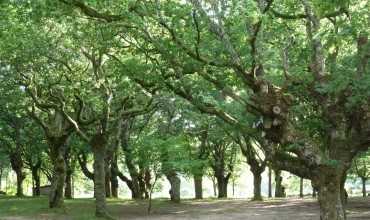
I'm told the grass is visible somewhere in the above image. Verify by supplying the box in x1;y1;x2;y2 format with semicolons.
0;195;178;220
0;196;124;220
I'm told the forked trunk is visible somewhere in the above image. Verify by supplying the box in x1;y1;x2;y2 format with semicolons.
194;175;203;199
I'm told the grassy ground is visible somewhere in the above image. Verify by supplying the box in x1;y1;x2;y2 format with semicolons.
0;195;369;220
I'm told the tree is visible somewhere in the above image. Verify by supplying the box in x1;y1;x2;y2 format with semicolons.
349;151;370;197
58;1;370;218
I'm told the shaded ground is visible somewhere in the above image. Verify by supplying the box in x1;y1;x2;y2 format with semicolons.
0;196;369;220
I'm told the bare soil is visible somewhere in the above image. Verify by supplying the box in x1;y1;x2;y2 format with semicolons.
121;197;370;220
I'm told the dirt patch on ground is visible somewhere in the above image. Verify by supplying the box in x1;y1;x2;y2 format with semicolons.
122;197;370;220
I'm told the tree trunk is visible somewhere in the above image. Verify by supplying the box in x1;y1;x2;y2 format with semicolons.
216;176;228;198
0;168;2;190
64;146;73;200
110;154;119;198
316;170;346;220
49;145;66;208
268;167;272;198
274;169;284;197
361;177;367;198
15;170;25;197
194;175;203;199
91;134;109;218
300;177;304;198
105;165;111;198
31;166;41;196
251;169;263;201
10;152;25;197
166;172;181;203
313;188;317;197
64;171;72;199
212;177;217;197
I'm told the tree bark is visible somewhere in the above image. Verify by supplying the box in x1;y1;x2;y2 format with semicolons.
64;170;72;199
268;167;272;198
31;165;41;196
0;168;2;190
313;188;317;197
105;163;111;198
194;175;203;199
212;177;217;197
10;152;25;197
15;170;25;197
166;172;181;203
110;154;119;198
91;134;109;218
49;141;67;208
121;120;144;199
361;177;367;198
316;169;346;220
251;168;263;201
216;175;229;198
64;146;73;199
300;177;304;198
274;169;284;197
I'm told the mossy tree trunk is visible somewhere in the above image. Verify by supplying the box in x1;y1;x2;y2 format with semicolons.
314;168;347;220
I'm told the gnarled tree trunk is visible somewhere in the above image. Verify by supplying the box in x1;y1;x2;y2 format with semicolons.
49;140;67;208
